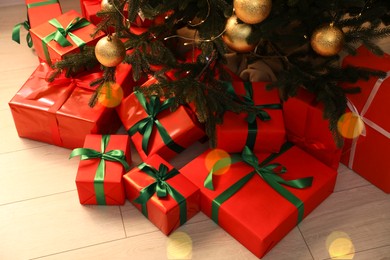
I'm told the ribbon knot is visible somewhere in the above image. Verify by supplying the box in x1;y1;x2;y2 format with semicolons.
128;91;185;155
42;16;90;64
133;162;187;225
69;135;130;204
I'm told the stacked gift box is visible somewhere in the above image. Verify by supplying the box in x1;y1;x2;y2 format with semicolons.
10;1;390;258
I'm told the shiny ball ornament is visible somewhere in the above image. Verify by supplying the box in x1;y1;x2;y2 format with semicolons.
101;0;115;11
311;24;345;56
222;15;256;53
95;35;126;67
234;0;272;24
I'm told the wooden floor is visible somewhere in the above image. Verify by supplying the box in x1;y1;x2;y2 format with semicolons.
1;1;390;259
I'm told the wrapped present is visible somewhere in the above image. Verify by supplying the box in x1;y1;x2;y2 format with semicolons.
26;0;63;28
29;10;104;65
8;62;129;149
70;134;131;205
180;144;337;258
283;87;342;170
215;81;286;153
123;154;200;235
80;0;102;25
117;87;205;161
12;0;63;48
340;46;390;193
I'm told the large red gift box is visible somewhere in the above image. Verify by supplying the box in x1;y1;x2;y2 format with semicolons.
80;0;102;25
26;0;63;28
216;81;286;153
117;85;205;161
29;10;104;65
123;154;200;235
283;88;342;170
340;46;390;193
180;144;337;258
71;134;131;205
8;62;133;149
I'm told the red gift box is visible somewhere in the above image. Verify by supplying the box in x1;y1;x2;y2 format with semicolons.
71;134;131;205
340;46;390;193
8;62;126;149
180;145;337;258
117;85;205;161
80;0;102;25
283;87;342;170
123;154;200;235
216;81;286;153
29;10;104;65
26;0;63;28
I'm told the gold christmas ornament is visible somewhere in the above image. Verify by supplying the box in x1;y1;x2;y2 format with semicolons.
101;0;116;12
222;15;256;53
311;24;345;56
234;0;272;24
95;35;126;67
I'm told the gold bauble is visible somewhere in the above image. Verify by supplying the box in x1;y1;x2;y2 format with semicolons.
95;35;126;67
234;0;272;24
311;24;345;56
222;15;256;53
101;0;115;11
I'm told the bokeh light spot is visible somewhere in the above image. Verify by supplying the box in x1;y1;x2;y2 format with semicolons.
326;231;355;259
337;112;364;139
98;82;124;108
167;231;193;259
205;149;231;175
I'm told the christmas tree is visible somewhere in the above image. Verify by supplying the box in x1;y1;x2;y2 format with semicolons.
53;0;390;147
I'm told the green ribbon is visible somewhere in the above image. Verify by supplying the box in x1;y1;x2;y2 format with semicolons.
12;21;33;48
69;135;130;205
42;16;90;64
206;142;313;224
27;0;59;8
225;82;282;150
128;91;185;156
133;162;187;225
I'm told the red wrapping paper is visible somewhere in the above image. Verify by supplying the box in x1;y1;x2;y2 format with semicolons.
180;146;337;258
80;0;102;25
75;134;131;205
340;46;390;193
29;10;104;65
8;62;124;149
123;154;200;235
283;88;342;170
215;82;286;153
26;0;63;28
117;82;205;161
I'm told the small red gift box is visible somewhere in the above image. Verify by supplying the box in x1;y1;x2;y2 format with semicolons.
26;0;63;28
123;154;200;235
29;10;104;65
283;87;342;170
8;62;127;149
71;134;131;205
340;46;390;193
117;84;205;161
215;81;286;153
180;144;337;258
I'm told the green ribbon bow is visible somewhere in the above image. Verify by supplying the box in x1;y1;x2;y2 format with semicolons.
128;91;185;155
42;16;90;64
133;162;187;225
205;142;313;224
12;21;33;48
69;135;130;205
225;82;282;150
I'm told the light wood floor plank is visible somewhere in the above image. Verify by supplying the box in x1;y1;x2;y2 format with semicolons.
0;191;125;260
